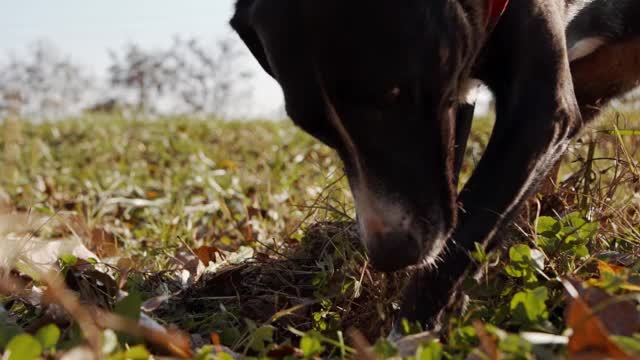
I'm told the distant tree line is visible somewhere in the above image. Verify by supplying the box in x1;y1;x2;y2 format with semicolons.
0;36;253;120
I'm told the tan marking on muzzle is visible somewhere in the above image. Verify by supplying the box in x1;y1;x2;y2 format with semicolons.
363;212;385;236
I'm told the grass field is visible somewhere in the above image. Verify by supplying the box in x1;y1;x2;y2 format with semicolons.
0;112;639;359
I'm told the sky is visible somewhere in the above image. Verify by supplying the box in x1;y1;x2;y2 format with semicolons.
0;0;284;117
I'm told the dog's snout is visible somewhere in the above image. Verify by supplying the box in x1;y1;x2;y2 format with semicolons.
353;186;449;272
366;230;422;272
358;206;422;272
357;202;449;272
362;215;386;236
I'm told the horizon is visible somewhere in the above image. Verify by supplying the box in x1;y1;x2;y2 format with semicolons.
1;0;285;118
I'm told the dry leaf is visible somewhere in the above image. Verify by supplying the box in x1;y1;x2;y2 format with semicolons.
591;260;640;292
174;247;201;274
597;260;626;276
196;245;225;265
240;222;256;243
247;206;267;219
0;211;101;279
116;257;134;289
562;279;631;358
66;267;119;309
2;234;99;276
141;294;174;312
90;227;119;258
587;289;639;337
146;190;160;199
219;159;238;170
473;320;500;360
570;352;630;360
211;331;221;347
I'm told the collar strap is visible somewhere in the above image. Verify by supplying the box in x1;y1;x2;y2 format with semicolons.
485;0;509;29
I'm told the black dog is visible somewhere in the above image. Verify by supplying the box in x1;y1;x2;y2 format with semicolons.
231;0;640;331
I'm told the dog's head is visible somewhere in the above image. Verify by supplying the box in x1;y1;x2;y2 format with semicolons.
232;0;482;272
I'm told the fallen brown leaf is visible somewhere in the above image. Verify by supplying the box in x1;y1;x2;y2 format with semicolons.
473;320;500;360
6;268;193;358
562;279;632;359
583;288;640;337
596;260;626;276
116;257;134;289
196;245;226;265
240;222;256;243
146;190;160;199
141;293;175;312
90;227;119;258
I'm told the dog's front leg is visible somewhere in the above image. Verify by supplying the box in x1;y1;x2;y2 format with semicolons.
398;0;583;330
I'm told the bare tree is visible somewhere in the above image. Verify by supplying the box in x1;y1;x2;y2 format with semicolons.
0;37;255;119
0;40;91;119
169;37;253;117
108;44;177;113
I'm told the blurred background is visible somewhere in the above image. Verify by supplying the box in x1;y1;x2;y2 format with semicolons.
1;0;285;120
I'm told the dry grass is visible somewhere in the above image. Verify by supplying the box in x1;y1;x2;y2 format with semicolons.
0;111;638;358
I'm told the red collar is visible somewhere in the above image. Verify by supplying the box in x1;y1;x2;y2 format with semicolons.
485;0;509;29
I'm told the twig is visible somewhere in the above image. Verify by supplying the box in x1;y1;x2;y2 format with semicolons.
347;328;377;360
41;271;103;356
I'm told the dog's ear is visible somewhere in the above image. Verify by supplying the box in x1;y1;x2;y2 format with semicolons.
229;0;340;147
230;0;273;77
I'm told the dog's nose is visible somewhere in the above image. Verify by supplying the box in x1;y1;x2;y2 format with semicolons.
365;230;422;272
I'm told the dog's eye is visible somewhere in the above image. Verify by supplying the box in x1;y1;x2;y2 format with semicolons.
382;86;401;105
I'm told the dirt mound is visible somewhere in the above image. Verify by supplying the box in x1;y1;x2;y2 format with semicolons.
158;222;410;344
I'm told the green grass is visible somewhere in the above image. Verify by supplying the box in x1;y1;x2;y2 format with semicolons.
0;111;639;359
2;115;350;258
